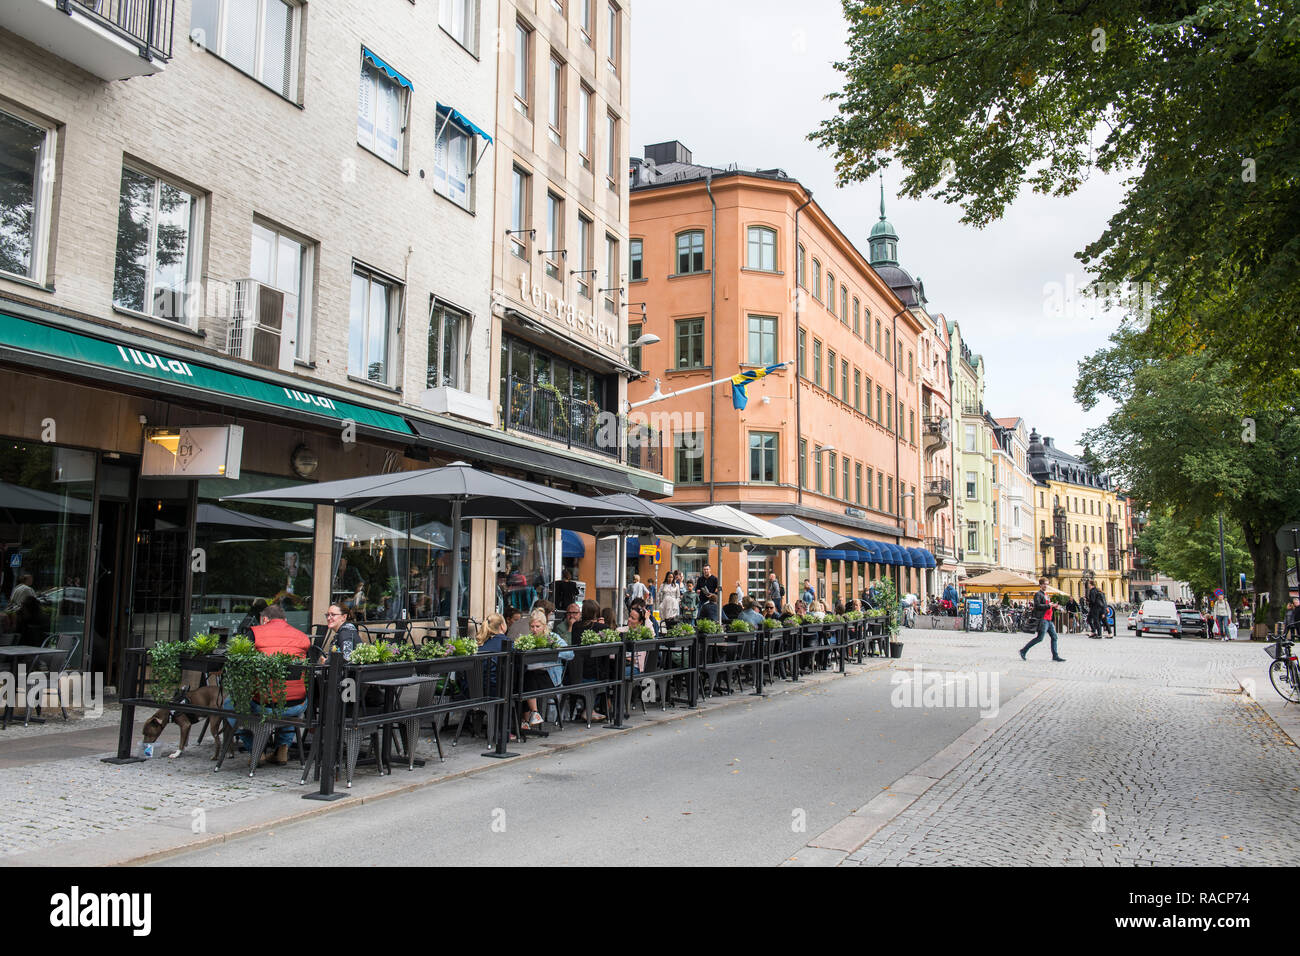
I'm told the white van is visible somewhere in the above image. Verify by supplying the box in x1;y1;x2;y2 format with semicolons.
1136;600;1181;638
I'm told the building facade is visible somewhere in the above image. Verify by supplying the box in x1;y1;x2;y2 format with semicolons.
623;143;933;606
951;323;995;575
1028;430;1128;601
993;416;1037;577
0;0;654;681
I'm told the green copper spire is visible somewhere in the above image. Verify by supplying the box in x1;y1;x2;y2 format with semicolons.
869;174;899;266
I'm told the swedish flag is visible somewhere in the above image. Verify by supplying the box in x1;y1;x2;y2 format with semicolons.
731;363;784;410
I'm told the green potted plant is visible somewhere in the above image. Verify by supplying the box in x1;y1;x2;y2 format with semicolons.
624;625;654;642
667;622;696;639
695;618;722;635
872;577;903;657
221;635;295;720
726;618;753;634
146;639;185;699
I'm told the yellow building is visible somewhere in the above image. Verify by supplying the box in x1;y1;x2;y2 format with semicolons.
1027;429;1128;601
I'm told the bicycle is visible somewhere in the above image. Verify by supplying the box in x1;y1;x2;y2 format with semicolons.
1267;626;1299;703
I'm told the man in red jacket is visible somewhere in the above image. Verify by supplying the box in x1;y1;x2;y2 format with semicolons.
226;604;311;765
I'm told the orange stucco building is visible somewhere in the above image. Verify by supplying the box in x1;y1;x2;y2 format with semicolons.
606;141;944;607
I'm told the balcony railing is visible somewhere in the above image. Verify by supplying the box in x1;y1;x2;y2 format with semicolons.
924;536;954;560
961;401;984;416
924;475;952;500
61;0;175;60
503;380;661;475
922;415;951;450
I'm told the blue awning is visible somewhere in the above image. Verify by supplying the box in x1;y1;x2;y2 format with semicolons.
884;544;905;566
362;47;413;90
562;529;585;559
437;102;493;144
816;549;847;562
907;547;925;568
853;538;882;563
918;548;937;569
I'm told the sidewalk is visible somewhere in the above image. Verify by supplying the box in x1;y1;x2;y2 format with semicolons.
1234;664;1300;748
0;658;889;866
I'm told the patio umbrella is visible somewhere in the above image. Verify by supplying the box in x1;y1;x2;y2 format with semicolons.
686;506;821;549
769;515;857;549
300;514;444;550
225;463;642;632
195;504;309;541
962;570;1041;593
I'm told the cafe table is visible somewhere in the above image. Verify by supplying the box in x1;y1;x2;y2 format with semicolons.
0;645;53;727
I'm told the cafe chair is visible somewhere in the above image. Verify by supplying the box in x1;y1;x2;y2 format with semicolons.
24;633;80;726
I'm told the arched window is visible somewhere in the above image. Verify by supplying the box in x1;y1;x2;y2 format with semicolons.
827;273;836;315
675;230;705;274
746;225;777;271
852;297;860;334
796;243;806;288
812;259;822;300
840;286;848;324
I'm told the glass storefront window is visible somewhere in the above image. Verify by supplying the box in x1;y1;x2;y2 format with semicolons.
672;550;706;579
495;523;555;614
746;550;773;600
333;509;468;623
0;442;93;660
191;473;316;638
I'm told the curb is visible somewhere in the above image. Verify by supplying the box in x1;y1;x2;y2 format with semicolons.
782;677;1054;867
49;658;892;867
1233;667;1300;749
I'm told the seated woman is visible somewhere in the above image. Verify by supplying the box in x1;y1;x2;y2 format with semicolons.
320;604;361;660
476;613;508;699
520;609;562;730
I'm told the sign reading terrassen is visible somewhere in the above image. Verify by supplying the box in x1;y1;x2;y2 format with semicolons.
495;277;620;348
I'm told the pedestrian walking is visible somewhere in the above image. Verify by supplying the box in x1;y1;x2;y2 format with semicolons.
1020;578;1065;662
1087;584;1106;639
767;572;784;609
1212;590;1231;641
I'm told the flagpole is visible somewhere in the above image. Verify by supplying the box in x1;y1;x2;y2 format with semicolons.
628;361;790;410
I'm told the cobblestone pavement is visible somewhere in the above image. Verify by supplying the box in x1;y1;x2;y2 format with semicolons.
843;629;1300;866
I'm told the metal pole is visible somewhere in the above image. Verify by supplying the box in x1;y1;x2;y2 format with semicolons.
447;499;463;637
304;650;347;800
1218;512;1228;597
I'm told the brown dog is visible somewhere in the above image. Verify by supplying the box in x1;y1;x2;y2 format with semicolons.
141;685;229;759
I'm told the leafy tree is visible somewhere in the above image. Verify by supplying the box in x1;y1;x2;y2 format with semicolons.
1076;330;1300;627
1137;508;1252;604
812;0;1300;402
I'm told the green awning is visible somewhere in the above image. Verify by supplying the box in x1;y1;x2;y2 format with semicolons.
0;311;411;436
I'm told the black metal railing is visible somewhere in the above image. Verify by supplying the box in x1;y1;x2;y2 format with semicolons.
60;0;176;61
922;416;950;441
924;536;953;559
503;380;662;474
924;475;952;499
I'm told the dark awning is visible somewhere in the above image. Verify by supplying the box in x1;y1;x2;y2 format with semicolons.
405;417;638;494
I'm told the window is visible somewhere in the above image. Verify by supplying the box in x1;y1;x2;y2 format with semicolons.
964;424;977;452
855;463;863;504
113;166;202;324
827;349;837;396
968;521;978;552
544;192;563;279
627;321;642;371
548;55;565;144
746;226;777;271
887;476;894;514
606;2;620;72
966;472;976;499
852;298;860;335
438;0;477;52
908;409;915;444
606;113;619;188
577;214;593;297
797;327;806;377
884;328;892;363
676;230;705;274
675;431;704;484
749;433;778;483
629;239;643;281
827;274;836;315
812;259;821;300
843;458;851;503
427;299;467;389
853;369;861;410
0;109;54;281
510;167;531;259
357;50;408;167
191;0;299;98
841;359;849;402
815;446;824;492
604;235;619;313
868;467;875;508
577;84;593;168
877;472;883;510
433;108;475;209
249;220;310;360
676;317;704;368
828;452;837;497
875;318;882;351
747;315;777;366
885;391;893;431
348;265;399;385
578;0;594;42
514;21;531;116
864;376;872;417
799;439;807;489
907;349;914;381
813;339;822;386
840;287;848;325
876;384;882;421
797;244;806;288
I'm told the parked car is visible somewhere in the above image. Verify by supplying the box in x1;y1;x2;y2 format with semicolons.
1177;607;1209;638
1127;612;1138;631
1135;600;1181;638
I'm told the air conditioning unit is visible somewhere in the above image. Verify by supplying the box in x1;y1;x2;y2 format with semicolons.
227;279;298;371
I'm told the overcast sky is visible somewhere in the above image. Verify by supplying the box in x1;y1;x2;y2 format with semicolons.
631;0;1132;458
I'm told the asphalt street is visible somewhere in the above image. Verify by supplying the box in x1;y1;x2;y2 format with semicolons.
158;664;1035;866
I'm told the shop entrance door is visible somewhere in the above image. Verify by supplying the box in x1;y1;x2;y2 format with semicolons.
90;462;134;685
129;480;193;652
